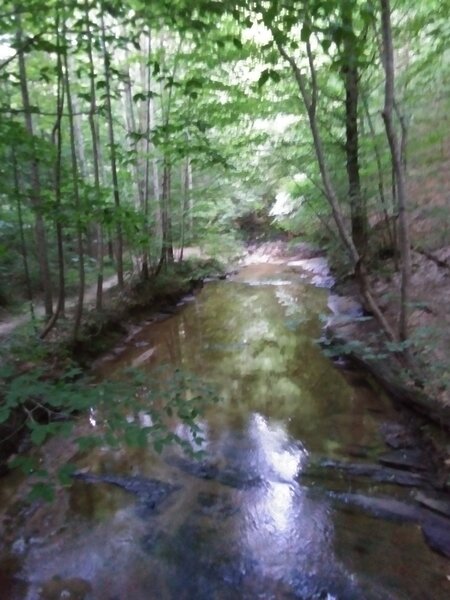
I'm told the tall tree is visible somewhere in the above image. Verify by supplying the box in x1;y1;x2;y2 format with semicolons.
379;0;412;342
100;4;124;289
63;19;85;339
340;1;367;255
15;9;53;318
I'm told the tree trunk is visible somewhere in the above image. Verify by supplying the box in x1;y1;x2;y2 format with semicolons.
342;8;367;256
16;11;53;318
160;160;174;265
362;94;396;259
179;156;192;261
274;34;397;343
100;6;124;289
12;148;36;329
150;88;162;256
380;0;412;342
63;30;85;340
40;15;66;340
85;0;105;310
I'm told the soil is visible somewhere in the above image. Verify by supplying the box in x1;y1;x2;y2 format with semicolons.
0;275;119;340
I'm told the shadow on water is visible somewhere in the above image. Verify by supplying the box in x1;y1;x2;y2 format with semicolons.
0;262;448;599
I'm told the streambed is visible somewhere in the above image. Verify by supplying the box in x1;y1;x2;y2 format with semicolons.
0;261;448;599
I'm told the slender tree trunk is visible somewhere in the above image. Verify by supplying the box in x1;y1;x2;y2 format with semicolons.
187;160;193;239
84;0;105;310
71;73;87;179
362;94;396;258
100;7;124;289
179;156;192;261
16;11;53;318
380;0;411;342
63;34;85;339
157;34;183;267
342;8;367;256
274;34;397;342
123;58;146;276
12;149;36;328
138;32;153;279
40;16;66;339
123;66;143;209
160;160;174;265
150;90;162;256
394;100;408;171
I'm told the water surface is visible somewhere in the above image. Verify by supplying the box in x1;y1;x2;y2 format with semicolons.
0;262;448;599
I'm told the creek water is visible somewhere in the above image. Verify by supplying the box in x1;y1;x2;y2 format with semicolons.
0;262;448;599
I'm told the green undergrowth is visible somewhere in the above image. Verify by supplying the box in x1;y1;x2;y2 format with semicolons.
1;362;220;502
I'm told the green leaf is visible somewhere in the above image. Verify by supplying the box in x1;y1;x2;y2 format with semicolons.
58;464;77;486
30;425;49;446
133;92;146;103
269;70;281;83
124;427;148;448
10;456;38;474
28;482;55;503
153;439;165;454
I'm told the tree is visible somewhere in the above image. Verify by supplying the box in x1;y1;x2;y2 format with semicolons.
15;8;53;319
379;0;411;342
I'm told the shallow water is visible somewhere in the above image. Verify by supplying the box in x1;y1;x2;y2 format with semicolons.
0;263;448;599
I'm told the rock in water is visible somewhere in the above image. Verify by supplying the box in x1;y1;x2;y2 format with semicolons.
72;472;180;511
422;522;450;559
166;455;263;489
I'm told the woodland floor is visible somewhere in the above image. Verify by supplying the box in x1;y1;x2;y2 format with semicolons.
0;248;207;341
0;274;118;339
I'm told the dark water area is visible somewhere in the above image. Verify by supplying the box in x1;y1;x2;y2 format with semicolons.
0;262;448;599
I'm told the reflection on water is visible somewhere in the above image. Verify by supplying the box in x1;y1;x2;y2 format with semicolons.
0;264;448;599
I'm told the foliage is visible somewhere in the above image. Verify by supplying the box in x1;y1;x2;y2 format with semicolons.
0;360;220;500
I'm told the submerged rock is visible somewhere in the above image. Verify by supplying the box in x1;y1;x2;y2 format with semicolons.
313;458;430;488
330;491;450;558
379;422;418;450
167;455;263;489
422;522;450;558
329;491;421;523
378;448;430;472
195;491;240;518
414;490;450;519
72;472;180;512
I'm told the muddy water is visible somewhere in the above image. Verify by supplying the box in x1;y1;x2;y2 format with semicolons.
1;263;449;599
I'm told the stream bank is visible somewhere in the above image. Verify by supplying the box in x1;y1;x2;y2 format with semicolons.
324;245;450;430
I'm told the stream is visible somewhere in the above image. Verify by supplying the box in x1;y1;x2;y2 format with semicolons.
0;261;448;599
